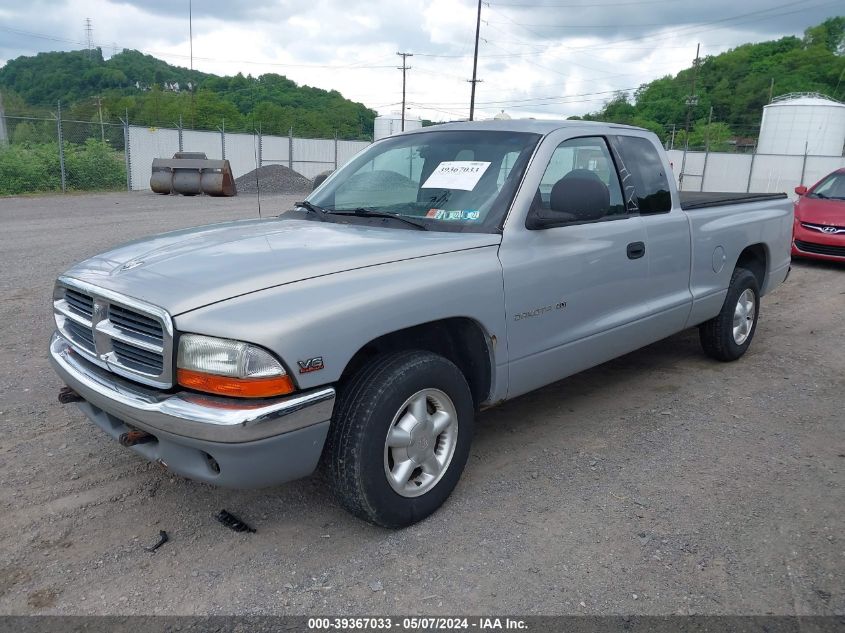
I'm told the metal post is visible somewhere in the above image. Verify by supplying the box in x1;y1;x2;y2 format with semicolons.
799;141;808;186
123;108;132;192
0;91;8;146
97;96;105;142
700;106;713;192
745;145;757;193
334;131;338;170
288;127;293;170
56;101;66;193
178;115;184;152
220;118;226;160
258;124;263;168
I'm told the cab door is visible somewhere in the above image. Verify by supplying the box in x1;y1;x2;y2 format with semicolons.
499;134;654;399
609;134;692;331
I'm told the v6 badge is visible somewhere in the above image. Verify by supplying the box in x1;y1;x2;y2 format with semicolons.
298;356;324;374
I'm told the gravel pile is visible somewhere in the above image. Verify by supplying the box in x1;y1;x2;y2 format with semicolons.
235;164;313;195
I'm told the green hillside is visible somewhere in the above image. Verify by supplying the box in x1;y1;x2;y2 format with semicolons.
0;49;377;140
578;17;845;149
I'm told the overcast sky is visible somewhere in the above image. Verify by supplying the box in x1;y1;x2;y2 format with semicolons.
0;0;841;122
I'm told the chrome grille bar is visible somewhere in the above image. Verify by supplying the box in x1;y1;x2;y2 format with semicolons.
53;277;174;389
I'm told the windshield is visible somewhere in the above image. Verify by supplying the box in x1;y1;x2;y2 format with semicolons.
306;129;541;232
810;172;845;201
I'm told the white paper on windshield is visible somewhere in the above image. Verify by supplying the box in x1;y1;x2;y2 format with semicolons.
421;161;491;191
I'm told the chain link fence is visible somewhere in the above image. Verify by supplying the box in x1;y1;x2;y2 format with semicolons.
1;102;372;195
668;148;845;194
1;108;127;195
6;102;843;197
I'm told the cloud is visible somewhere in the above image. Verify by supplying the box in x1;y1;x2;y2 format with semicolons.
0;0;840;122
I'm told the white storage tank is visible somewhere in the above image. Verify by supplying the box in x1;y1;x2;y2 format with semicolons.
374;113;422;141
757;93;845;156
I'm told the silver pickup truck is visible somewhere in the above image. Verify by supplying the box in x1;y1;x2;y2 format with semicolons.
49;120;792;527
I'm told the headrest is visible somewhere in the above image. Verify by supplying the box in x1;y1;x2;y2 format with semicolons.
550;173;609;222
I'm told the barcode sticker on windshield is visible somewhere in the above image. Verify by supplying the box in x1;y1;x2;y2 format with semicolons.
422;161;491;191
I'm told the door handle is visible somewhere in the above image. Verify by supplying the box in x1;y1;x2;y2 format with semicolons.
627;241;646;260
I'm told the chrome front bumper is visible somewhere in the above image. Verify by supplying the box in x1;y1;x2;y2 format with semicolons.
49;332;335;443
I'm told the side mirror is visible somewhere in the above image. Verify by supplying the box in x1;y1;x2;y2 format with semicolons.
313;170;333;191
794;185;808;196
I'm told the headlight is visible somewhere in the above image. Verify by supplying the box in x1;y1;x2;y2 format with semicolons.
176;334;294;398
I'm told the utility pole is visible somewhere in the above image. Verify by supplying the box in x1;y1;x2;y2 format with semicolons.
396;52;413;131
468;0;482;121
678;43;700;191
669;123;676;150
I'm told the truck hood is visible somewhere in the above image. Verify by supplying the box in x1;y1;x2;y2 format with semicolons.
62;218;501;315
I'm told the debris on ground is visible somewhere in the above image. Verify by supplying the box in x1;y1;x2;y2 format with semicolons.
144;530;168;553
234;165;313;195
215;509;256;533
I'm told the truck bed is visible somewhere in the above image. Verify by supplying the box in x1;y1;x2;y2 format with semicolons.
679;191;788;211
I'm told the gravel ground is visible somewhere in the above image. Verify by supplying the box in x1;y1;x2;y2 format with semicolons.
0;191;842;616
235;165;313;195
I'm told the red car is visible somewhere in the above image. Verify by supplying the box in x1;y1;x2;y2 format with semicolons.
792;168;845;262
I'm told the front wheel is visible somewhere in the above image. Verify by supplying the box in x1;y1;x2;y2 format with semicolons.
324;351;474;528
699;266;760;362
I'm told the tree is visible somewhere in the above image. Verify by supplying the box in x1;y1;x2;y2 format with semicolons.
804;17;845;55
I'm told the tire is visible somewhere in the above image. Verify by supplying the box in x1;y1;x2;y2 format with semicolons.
699;266;760;362
324;350;474;528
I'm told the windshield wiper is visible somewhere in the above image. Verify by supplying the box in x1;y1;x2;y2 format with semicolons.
295;200;330;221
329;208;428;231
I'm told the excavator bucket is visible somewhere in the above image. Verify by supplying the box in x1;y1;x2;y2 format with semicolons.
150;152;237;196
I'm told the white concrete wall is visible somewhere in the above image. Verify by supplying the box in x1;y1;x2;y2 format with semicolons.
668;148;844;195
129;126;843;194
128;126;372;191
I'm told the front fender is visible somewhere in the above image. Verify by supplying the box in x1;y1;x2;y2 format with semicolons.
174;246;509;401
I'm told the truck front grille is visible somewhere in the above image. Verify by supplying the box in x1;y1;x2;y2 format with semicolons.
65;319;95;352
65;288;94;319
53;279;174;388
109;304;164;341
112;339;165;374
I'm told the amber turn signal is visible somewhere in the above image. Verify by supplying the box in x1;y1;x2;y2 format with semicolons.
177;368;295;399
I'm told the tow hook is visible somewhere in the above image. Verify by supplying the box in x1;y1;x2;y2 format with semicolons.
119;429;156;447
58;386;83;404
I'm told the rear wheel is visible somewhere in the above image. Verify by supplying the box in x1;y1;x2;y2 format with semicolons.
324;350;474;528
699;266;760;362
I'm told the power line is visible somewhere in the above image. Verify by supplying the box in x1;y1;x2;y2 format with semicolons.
493;0;677;6
0;25;398;71
412;87;638;108
483;0;832;63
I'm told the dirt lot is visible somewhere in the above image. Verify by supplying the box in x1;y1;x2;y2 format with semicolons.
0;192;842;616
